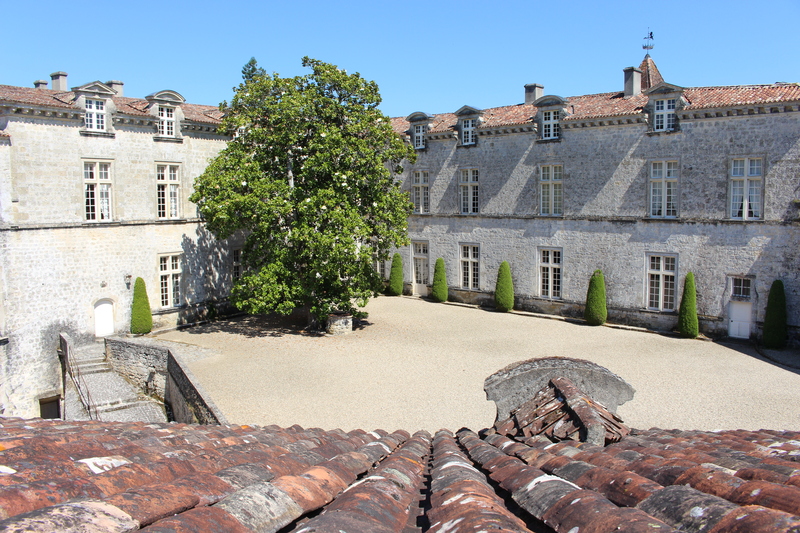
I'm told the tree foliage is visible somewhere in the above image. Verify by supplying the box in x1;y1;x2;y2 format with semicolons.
431;258;448;303
388;253;404;296
130;277;152;335
678;272;699;338
584;269;607;326
495;261;514;312
763;279;787;349
191;58;415;322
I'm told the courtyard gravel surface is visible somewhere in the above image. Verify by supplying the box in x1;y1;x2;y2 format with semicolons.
156;296;800;433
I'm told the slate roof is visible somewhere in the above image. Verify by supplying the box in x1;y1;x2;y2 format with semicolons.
392;55;800;135
2;416;800;532
0;85;222;125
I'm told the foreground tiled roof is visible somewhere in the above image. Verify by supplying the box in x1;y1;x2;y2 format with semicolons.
2;417;800;532
0;85;221;124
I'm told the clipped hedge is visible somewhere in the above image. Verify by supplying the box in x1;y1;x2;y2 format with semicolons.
678;272;699;338
584;269;607;326
388;253;404;296
763;279;787;349
431;258;448;303
495;261;514;312
130;277;153;335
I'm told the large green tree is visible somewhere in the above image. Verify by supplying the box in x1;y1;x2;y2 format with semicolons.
191;58;415;323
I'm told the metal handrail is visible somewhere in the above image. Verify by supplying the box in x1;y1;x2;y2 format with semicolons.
59;334;98;420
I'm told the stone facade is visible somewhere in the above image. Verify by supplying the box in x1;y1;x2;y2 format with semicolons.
393;56;800;342
0;75;233;417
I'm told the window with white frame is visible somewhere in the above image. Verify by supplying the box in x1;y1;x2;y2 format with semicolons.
413;242;429;285
460;244;479;290
540;165;563;216
541;110;560;140
653;99;676;131
460;169;479;214
647;254;676;311
232;249;242;281
158;106;175;137
84;161;112;221
157;164;180;219
413;124;426;149
85;99;106;131
540;248;562;299
650;161;678;218
732;277;752;299
412;171;429;214
159;254;182;308
730;158;762;220
461;118;476;145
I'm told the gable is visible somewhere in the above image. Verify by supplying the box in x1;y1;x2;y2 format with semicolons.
71;81;116;97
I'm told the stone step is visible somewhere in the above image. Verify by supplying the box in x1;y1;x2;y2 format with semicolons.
74;363;113;375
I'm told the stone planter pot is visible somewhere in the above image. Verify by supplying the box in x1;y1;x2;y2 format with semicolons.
326;313;353;336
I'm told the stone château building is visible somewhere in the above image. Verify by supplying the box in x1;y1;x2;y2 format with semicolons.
0;73;232;418
392;55;800;341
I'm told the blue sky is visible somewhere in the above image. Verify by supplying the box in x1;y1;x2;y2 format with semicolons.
2;0;798;118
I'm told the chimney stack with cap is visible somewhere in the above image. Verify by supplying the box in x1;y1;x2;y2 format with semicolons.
33;80;49;89
106;80;124;97
524;83;544;104
623;67;642;97
50;72;68;91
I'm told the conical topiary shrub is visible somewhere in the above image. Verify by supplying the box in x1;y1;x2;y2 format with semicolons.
431;258;448;303
584;269;607;326
495;261;514;312
763;279;787;349
388;253;404;296
678;272;699;338
130;277;153;334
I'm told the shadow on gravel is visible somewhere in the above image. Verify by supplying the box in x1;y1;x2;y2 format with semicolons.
717;338;800;376
178;313;374;338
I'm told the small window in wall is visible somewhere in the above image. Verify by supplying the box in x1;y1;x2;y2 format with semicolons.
39;397;61;419
159;254;182;308
158;106;175;137
653;99;676;131
729;158;763;220
732;277;752;299
540;248;562;299
85;99;106;131
413;124;426;149
157;164;180;219
540;165;563;216
232;249;242;281
412;171;430;214
461;118;476;145
647;254;677;311
650;161;678;218
541;110;560;140
460;244;480;290
84;161;112;221
459;169;479;214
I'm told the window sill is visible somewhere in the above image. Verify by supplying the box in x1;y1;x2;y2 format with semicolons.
153;305;187;316
647;129;681;136
536;137;561;144
154;136;183;143
80;130;115;138
730;296;752;302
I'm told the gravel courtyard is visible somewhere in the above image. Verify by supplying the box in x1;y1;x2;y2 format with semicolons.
156;296;800;433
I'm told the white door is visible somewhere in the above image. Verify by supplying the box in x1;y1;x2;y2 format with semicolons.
728;301;752;339
412;242;430;296
94;300;115;337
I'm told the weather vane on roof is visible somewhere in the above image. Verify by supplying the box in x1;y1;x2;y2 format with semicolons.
643;29;654;54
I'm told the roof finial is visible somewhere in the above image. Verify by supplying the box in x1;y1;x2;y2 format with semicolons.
642;29;654;56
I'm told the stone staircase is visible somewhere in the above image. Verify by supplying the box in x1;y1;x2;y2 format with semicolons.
65;342;167;423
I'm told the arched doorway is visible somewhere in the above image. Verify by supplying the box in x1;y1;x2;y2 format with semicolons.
94;299;115;337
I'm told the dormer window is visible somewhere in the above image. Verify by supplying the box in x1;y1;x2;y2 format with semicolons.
461;119;476;145
158;106;175;137
542;110;560;139
413;124;426;149
654;99;676;131
85;99;106;131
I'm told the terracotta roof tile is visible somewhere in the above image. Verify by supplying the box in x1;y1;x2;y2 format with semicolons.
3;412;800;532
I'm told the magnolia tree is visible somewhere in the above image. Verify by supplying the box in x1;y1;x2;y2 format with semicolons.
191;57;415;324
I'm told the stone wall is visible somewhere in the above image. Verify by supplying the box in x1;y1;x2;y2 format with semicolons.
399;112;800;341
105;336;227;425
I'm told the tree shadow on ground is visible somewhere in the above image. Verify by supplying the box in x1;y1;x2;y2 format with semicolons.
177;312;373;338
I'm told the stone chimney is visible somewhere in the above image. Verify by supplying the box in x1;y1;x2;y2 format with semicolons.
623;67;642;97
33;80;49;89
106;80;124;96
50;72;68;91
525;83;544;104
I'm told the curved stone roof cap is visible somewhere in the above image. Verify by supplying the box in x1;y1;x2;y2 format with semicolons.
2;416;800;532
